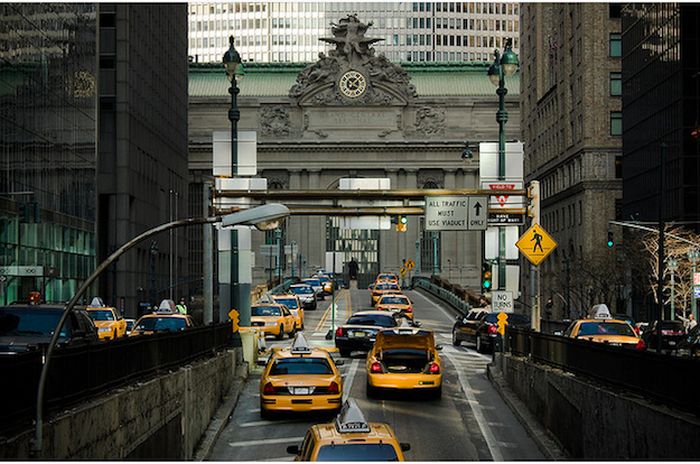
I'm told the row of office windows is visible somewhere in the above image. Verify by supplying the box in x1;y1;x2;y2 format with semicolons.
412;2;519;15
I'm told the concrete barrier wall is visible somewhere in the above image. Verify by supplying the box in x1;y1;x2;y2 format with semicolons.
495;353;700;460
1;348;243;460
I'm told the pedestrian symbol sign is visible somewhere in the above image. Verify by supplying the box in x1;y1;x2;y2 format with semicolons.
405;259;415;270
516;223;557;266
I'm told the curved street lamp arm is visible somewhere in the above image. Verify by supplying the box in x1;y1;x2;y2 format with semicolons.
32;215;222;456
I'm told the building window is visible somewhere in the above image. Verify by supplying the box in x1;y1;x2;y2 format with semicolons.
615;156;622;178
610;112;622;135
609;3;621;18
610;72;622;96
609;33;622;57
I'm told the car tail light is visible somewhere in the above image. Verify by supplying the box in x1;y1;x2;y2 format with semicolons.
405;306;413;313
370;362;383;373
636;339;646;351
335;327;344;338
428;362;440;374
661;330;683;336
328;381;340;394
487;324;498;335
263;382;275;395
634;327;640;335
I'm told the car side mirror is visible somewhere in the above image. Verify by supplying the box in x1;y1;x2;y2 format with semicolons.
400;442;411;452
334;359;345;366
412;321;422;327
435;345;443;351
286;445;300;455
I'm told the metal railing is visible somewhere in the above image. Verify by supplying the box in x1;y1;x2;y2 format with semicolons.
268;279;295;294
413;277;471;313
506;327;700;416
0;323;233;433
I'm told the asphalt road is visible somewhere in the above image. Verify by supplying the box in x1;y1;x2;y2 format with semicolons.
208;286;544;461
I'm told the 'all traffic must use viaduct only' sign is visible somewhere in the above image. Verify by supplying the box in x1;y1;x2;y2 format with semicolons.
425;196;488;231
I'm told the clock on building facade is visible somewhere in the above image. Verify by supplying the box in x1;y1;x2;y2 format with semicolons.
338;70;367;98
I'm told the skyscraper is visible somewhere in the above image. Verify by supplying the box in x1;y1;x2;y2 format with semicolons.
188;1;520;64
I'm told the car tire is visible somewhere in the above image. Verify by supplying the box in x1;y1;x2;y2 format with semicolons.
276;325;285;340
366;381;378;399
432;385;443;399
476;335;485;353
289;326;296;339
260;404;273;420
452;331;461;347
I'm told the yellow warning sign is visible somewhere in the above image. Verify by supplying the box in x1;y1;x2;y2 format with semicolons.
405;258;415;270
399;266;407;277
516;223;557;266
497;312;508;336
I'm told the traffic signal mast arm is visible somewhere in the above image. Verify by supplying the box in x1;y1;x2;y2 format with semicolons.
608;220;700;248
213;188;527;200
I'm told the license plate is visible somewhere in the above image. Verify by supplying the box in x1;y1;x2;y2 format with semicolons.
293;387;311;395
668;341;676;346
352;332;366;337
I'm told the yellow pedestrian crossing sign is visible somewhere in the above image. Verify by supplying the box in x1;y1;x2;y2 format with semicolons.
516;223;557;266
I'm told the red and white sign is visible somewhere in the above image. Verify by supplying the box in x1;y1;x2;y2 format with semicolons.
694;272;700;286
481;181;523;209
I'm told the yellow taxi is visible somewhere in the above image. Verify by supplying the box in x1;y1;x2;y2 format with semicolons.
287;399;410;461
272;294;305;330
563;304;643;349
259;334;343;419
375;294;414;320
375;273;399;284
366;326;443;398
251;303;297;339
130;308;194;336
86;297;127;340
317;275;333;294
370;281;402;306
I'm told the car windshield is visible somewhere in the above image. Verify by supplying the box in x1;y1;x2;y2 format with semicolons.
376;283;399;290
657;321;684;331
0;308;71;337
304;279;321;286
88;309;115;321
316;444;399;461
269;357;333;375
379;296;409;305
291;286;313;295
484;313;530;324
347;315;396;327
252;306;281;317
135;317;187;332
317;276;329;283
274;298;299;309
577;322;635;337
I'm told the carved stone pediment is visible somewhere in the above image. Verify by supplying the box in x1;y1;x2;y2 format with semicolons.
289;15;417;106
259;106;291;137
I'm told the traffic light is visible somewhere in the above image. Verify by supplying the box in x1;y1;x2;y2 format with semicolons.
481;261;492;291
607;230;614;248
526;180;540;221
396;215;407;232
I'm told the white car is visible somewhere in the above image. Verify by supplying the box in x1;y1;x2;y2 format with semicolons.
289;284;318;310
302;278;325;300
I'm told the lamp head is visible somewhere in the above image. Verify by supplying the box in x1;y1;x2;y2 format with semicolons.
223;36;241;82
487;61;500;86
500;38;519;76
220;203;290;230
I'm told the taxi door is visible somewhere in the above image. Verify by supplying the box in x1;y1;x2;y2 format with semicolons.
282;307;295;333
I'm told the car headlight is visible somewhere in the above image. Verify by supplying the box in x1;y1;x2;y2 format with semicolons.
98;327;111;333
266;321;278;326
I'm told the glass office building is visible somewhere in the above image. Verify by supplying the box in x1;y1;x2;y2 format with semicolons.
0;4;97;303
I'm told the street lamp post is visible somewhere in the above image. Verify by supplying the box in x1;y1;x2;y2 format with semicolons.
689;248;700;321
487;38;519;293
668;258;678;320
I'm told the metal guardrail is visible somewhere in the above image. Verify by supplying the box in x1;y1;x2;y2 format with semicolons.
0;323;233;433
506;327;700;416
413;277;471;313
268;279;295;295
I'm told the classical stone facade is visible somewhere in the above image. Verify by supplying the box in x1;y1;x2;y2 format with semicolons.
520;4;623;318
188;17;519;291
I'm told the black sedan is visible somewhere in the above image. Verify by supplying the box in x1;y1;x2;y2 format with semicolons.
452;310;530;353
641;320;686;353
334;311;401;357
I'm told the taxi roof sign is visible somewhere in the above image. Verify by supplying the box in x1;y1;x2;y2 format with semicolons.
335;400;371;434
515;223;557;266
588;304;612;320
89;296;106;307
290;333;313;354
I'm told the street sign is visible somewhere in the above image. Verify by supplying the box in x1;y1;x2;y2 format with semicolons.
694;272;700;286
496;312;509;336
405;258;415;270
488;212;525;225
482;181;524;209
516;224;558;266
259;245;278;256
695;286;700;299
399;266;407;277
425;195;487;231
478;142;524;181
0;266;43;277
491;291;514;313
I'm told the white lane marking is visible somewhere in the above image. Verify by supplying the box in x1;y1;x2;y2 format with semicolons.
342;359;359;402
445;350;504;462
238;419;300;428
228;436;304;447
312;332;326;337
248;408;261;413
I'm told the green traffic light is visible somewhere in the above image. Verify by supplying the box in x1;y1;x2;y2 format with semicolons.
400;215;408;224
483;280;492;289
607;240;614;248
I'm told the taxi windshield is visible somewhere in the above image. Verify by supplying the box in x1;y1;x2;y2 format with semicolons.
274;298;299;309
577;322;635;337
304;279;321;286
252;306;281;317
316;443;399;461
269;357;333;375
376;283;399;290
88;309;115;321
291;286;313;295
347;314;396;328
378;274;397;281
379;296;409;305
135;317;187;332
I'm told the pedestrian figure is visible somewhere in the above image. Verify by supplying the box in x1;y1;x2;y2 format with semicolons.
348;258;359;281
678;313;697;331
531;231;544;252
176;297;188;315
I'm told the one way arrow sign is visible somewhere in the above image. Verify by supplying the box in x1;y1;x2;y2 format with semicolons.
468;196;487;230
